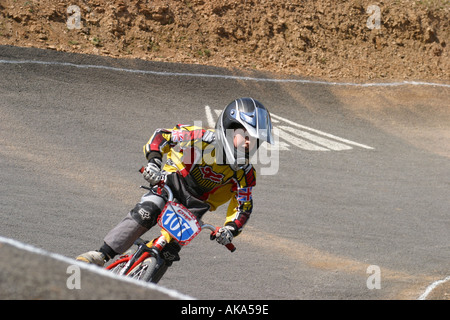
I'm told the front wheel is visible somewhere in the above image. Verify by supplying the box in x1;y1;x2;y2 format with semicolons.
140;257;168;284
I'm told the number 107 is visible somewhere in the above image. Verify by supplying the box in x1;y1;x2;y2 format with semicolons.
163;210;192;238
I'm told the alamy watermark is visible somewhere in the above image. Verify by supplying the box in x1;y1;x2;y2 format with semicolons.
67;5;82;30
366;265;381;290
366;5;381;30
168;121;280;176
66;265;81;289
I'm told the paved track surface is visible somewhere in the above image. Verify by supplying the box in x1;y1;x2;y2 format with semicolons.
1;45;449;300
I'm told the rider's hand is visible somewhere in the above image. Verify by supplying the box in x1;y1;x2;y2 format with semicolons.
142;160;162;185
215;225;235;246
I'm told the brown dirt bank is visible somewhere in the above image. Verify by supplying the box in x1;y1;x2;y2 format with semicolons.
0;0;448;82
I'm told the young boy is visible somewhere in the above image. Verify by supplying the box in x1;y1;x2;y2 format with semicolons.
76;97;274;266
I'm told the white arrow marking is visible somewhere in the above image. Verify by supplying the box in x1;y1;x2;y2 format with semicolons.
279;125;353;151
277;127;330;151
272;113;374;150
205;106;374;151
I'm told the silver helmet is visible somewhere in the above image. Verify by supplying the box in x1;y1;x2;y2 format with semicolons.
215;98;274;170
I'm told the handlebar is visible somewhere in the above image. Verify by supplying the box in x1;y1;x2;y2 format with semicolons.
201;222;236;253
139;166;173;200
140;166;236;252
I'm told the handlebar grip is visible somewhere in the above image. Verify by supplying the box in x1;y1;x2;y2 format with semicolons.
211;228;236;252
225;243;236;252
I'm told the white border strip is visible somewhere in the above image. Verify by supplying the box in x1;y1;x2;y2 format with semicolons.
0;59;449;88
0;235;194;300
418;276;450;300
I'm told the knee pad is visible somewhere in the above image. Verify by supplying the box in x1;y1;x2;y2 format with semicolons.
130;201;161;229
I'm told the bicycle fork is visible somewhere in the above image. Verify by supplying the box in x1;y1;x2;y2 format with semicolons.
118;234;168;276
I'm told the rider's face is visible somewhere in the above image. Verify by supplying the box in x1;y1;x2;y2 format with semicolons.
233;129;257;153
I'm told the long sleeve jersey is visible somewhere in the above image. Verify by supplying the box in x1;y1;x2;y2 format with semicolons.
143;124;256;234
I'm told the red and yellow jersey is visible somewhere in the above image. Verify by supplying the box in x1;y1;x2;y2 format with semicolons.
143;124;256;233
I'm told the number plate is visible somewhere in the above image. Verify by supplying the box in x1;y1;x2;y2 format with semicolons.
157;201;201;246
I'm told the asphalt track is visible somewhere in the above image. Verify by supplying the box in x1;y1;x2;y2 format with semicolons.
0;45;449;300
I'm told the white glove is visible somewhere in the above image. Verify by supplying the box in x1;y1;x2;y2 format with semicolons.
215;225;235;246
142;162;161;185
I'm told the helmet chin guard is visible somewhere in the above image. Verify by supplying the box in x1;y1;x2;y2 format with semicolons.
215;98;274;170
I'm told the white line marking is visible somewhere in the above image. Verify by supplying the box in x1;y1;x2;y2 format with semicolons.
279;125;353;151
261;140;291;151
0;235;194;300
205;105;215;128
272;113;374;150
277;127;330;151
1;59;449;88
418;275;450;300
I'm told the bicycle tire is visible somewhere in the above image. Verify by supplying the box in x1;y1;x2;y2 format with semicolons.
127;261;149;280
141;257;168;284
107;258;129;275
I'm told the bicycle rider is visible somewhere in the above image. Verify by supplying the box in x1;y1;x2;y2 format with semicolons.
76;97;274;267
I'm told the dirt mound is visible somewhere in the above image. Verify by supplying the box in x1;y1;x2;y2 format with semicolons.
0;0;448;81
